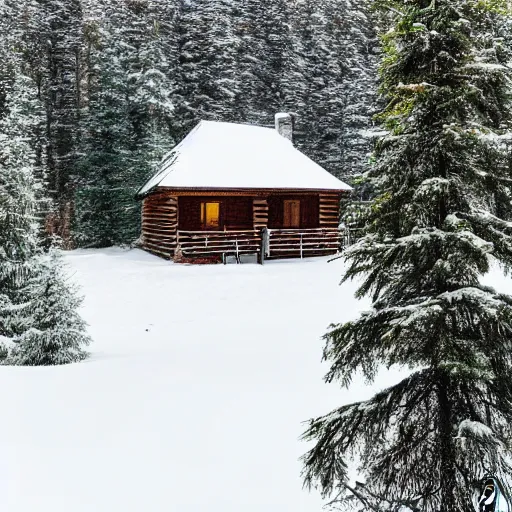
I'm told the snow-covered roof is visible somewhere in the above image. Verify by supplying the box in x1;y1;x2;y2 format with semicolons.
136;120;352;197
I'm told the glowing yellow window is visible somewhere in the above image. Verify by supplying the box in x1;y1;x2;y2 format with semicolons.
201;202;220;230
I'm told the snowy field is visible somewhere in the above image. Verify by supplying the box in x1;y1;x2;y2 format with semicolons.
0;248;509;512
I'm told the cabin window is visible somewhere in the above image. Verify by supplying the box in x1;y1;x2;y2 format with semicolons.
201;202;221;230
283;200;301;228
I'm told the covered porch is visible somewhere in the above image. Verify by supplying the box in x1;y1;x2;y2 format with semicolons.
176;227;342;263
141;189;345;263
170;191;342;263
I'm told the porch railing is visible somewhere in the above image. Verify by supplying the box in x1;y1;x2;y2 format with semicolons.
175;227;356;263
264;228;341;259
177;230;262;262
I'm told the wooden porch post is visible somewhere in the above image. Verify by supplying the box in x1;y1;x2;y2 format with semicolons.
253;198;269;264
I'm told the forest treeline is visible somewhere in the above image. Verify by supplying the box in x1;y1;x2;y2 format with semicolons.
0;0;377;248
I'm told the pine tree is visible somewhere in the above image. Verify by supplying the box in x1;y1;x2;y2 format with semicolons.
74;24;135;247
231;0;292;126
0;73;43;337
38;0;84;244
176;0;240;134
287;0;378;183
288;0;345;168
6;247;90;366
74;0;178;247
334;0;379;184
0;69;90;365
302;1;512;510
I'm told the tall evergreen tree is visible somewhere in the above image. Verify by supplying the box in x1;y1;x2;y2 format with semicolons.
0;73;43;337
6;246;90;366
302;1;512;511
289;0;345;168
177;0;240;134
74;19;136;247
234;0;293;125
334;0;379;184
74;0;177;247
288;0;378;182
0;69;90;365
38;0;84;244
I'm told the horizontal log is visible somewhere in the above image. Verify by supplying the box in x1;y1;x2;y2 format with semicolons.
178;229;259;235
179;245;261;252
178;233;261;240
178;239;261;247
143;201;178;208
144;200;178;206
182;249;261;256
142;209;178;216
143;216;177;223
143;244;175;256
144;206;177;214
143;231;177;241
142;214;178;221
269;244;339;250
145;196;178;203
143;239;177;249
268;228;339;233
269;233;340;238
142;222;178;232
142;233;178;242
269;248;338;253
142;217;178;225
143;239;174;251
142;217;178;224
269;240;339;246
143;211;178;217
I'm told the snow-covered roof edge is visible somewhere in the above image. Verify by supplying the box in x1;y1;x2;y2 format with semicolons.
135;120;352;198
135;122;203;199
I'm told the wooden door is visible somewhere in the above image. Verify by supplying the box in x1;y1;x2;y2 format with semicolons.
283;200;301;228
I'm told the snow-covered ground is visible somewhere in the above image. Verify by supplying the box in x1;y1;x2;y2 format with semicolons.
0;249;509;512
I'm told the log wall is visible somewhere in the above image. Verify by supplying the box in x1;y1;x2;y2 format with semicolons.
253;199;269;229
319;193;341;229
141;193;178;259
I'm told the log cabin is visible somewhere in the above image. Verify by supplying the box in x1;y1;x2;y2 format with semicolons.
135;113;352;263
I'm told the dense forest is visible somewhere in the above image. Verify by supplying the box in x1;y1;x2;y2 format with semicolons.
0;0;377;248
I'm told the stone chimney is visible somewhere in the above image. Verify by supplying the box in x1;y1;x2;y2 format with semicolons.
275;112;295;143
